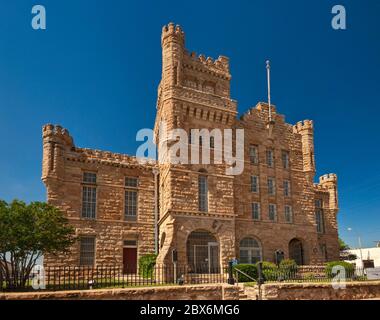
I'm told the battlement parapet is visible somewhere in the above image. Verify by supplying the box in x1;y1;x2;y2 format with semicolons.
319;173;338;184
161;22;185;45
184;51;230;74
293;120;313;134
42;124;74;147
75;148;157;168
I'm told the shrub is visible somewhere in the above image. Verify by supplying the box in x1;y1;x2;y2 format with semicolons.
258;261;278;281
279;259;298;272
138;254;157;279
279;259;298;280
325;261;355;279
233;264;257;282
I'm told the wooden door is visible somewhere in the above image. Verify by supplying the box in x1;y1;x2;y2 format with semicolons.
123;247;137;274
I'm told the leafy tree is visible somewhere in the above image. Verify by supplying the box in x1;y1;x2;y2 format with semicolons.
0;200;76;290
339;237;350;251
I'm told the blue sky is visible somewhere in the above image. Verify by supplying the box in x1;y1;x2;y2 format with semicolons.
0;0;379;248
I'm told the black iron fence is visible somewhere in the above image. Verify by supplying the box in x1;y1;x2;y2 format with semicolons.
2;264;379;292
1;264;228;292
233;265;375;284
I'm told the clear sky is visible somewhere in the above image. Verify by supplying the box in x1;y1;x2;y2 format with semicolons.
0;0;379;248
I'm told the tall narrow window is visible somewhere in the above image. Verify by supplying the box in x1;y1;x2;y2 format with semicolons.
316;209;325;234
79;237;95;266
321;244;328;261
252;203;260;220
285;205;293;223
268;177;276;196
125;177;138;221
251;176;259;193
315;198;325;233
269;204;277;221
198;174;208;212
82;172;97;219
284;180;291;197
282;151;290;169
249;145;259;165
266;149;274;168
210;136;215;149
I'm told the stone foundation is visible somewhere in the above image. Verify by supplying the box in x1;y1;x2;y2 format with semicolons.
0;284;239;300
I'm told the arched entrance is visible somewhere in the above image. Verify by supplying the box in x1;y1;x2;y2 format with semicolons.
289;238;304;265
239;237;262;264
187;230;219;273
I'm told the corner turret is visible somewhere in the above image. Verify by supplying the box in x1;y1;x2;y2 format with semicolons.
293;120;315;183
42;124;74;181
319;173;338;210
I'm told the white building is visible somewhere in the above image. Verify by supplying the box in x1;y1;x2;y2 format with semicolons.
345;245;380;268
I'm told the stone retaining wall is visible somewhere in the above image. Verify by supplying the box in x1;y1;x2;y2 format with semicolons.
0;284;239;300
261;281;380;300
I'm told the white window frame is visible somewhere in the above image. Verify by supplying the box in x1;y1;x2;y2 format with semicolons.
252;202;261;220
268;177;276;196
285;205;293;223
251;175;259;193
269;204;277;221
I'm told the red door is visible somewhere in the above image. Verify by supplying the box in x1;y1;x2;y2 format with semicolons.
123;248;137;274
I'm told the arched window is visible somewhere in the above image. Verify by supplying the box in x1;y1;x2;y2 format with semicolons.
239;237;262;264
198;170;208;212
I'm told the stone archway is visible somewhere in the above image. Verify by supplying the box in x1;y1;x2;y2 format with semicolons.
289;238;304;265
186;230;219;273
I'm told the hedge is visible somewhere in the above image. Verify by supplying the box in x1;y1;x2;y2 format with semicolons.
325;261;355;278
233;264;257;282
138;254;157;278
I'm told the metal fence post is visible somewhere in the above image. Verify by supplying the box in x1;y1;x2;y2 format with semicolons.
227;261;235;285
257;261;265;300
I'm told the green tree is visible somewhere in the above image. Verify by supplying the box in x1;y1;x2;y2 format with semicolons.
0;200;76;290
339;237;350;251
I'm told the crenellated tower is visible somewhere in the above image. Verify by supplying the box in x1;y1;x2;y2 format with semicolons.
293;120;315;183
319;173;338;211
42;124;74;182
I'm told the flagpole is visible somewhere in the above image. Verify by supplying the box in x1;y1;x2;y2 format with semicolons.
266;60;272;123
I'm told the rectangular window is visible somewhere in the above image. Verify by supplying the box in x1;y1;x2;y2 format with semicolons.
124;240;137;247
210;136;215;149
79;237;95;266
125;177;138;188
125;190;138;221
321;244;328;261
315;199;322;208
198;175;208;212
252;203;260;220
284;180;291;197
83;172;97;184
266;149;274;168
268;178;276;196
282;151;290;169
82;186;96;219
316;209;325;233
249;145;259;165
82;172;97;219
285;205;293;223
251;176;259;193
269;204;277;221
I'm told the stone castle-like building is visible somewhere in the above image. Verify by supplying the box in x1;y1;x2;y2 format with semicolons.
42;23;339;272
